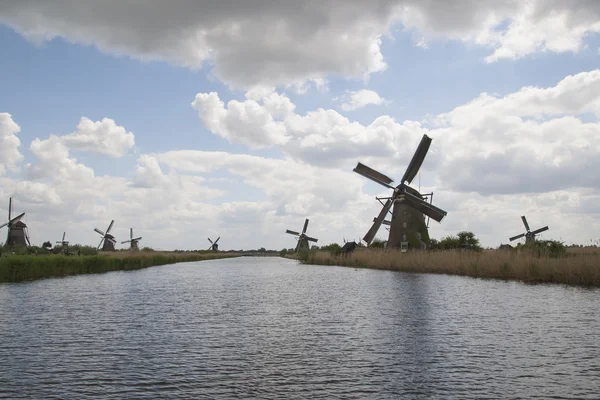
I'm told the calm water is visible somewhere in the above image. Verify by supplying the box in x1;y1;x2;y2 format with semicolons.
0;257;599;399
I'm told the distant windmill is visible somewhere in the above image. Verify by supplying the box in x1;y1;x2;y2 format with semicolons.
354;134;447;250
94;220;117;251
121;228;142;251
286;218;318;253
208;237;220;251
0;197;30;247
56;232;69;253
509;216;549;244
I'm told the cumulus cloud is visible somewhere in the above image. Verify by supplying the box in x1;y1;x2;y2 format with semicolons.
0;112;23;175
2;1;598;89
61;117;135;157
340;89;388;111
191;92;290;148
193;70;600;197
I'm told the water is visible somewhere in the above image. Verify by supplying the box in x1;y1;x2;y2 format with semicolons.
1;257;599;399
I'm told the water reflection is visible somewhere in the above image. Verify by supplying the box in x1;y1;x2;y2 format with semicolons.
0;257;599;398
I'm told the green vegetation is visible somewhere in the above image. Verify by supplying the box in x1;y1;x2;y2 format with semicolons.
0;251;240;283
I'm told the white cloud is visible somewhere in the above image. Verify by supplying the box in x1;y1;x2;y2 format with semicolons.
340;89;388;111
191;92;290;148
399;0;600;62
61;117;135;157
0;112;23;175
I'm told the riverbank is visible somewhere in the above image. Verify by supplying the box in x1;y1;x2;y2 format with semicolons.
0;251;241;283
300;248;600;287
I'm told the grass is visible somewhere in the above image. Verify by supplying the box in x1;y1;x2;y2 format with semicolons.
301;247;600;287
0;251;241;283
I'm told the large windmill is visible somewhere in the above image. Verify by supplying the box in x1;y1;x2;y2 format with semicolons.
121;228;142;251
207;237;220;251
509;216;549;245
353;134;447;250
0;197;30;247
286;218;318;252
94;220;117;251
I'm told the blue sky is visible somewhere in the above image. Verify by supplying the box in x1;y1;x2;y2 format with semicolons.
1;1;599;250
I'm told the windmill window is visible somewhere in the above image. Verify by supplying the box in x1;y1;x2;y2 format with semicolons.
402;222;407;228
402;234;407;241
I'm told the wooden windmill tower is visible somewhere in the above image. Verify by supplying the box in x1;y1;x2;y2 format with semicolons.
207;237;220;251
286;218;318;253
353;134;447;250
509;216;549;245
94;219;117;251
121;228;142;251
0;197;31;247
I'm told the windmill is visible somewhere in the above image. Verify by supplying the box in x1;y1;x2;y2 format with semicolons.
208;237;220;251
94;220;116;251
286;218;318;252
0;197;30;247
509;216;549;245
354;134;447;250
121;228;142;251
56;232;69;253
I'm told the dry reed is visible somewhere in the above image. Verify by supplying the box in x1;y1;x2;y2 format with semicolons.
304;248;600;286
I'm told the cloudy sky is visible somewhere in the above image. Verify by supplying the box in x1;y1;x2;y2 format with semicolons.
1;1;599;251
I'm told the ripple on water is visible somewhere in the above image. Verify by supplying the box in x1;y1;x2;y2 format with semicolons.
0;257;599;399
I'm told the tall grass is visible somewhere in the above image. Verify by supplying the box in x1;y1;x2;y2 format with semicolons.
302;248;600;286
0;252;240;283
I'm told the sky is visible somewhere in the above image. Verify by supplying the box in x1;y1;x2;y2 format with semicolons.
1;0;600;251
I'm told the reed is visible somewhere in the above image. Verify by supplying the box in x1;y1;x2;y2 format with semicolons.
0;252;240;283
302;248;600;287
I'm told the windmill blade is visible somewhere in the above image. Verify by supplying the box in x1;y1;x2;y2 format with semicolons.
0;221;8;229
401;191;447;222
9;212;25;224
509;233;525;241
25;230;31;246
214;237;220;244
106;220;114;234
373;217;392;226
121;240;130;244
531;226;549;235
521;216;530;232
98;238;104;249
401;134;432;185
132;237;142;241
353;162;396;189
363;198;393;245
305;236;318;243
286;229;300;236
107;237;117;244
62;232;66;241
208;237;214;244
8;197;11;220
302;219;309;234
94;228;105;236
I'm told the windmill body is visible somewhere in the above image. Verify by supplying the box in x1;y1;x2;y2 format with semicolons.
509;216;549;244
208;237;220;251
56;232;69;254
286;218;318;253
354;134;447;250
1;198;30;247
94;220;117;251
121;228;142;251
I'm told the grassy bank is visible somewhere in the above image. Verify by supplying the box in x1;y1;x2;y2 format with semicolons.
0;251;240;283
301;248;600;287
